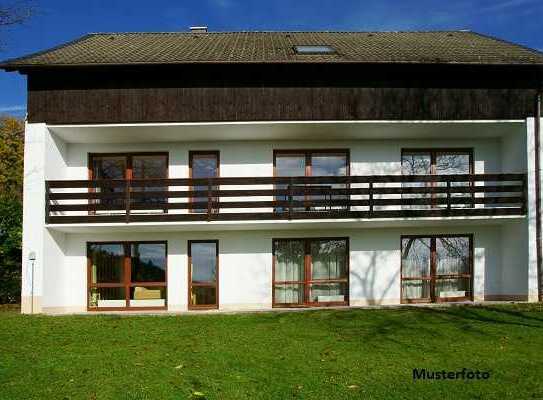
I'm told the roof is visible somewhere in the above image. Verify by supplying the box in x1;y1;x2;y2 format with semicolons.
2;30;543;69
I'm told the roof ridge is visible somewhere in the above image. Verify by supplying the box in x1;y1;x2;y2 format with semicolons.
85;30;475;35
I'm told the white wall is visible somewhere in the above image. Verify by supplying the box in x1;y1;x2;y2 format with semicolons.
22;123;68;313
24;121;535;312
66;137;506;180
46;225;510;313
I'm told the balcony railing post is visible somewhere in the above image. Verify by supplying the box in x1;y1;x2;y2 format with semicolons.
522;174;528;214
125;179;131;223
288;183;293;220
446;181;452;210
45;181;50;224
207;178;212;221
368;180;374;217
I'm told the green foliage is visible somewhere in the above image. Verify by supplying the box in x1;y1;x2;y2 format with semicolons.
0;117;24;303
0;304;542;399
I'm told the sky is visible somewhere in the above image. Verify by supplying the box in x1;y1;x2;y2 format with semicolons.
0;0;542;117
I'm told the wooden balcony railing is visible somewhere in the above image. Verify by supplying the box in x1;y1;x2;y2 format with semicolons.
45;173;527;224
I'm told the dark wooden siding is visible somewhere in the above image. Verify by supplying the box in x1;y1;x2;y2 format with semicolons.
26;63;542;124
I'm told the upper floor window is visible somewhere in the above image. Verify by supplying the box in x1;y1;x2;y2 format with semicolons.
89;152;168;209
401;149;473;209
273;150;349;212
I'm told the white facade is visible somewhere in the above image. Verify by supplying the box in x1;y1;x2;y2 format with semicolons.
21;120;540;313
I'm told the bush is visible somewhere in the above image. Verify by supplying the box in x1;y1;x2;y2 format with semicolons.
0;196;22;303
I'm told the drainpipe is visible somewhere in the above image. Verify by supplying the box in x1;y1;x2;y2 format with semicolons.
536;91;542;301
535;91;542;302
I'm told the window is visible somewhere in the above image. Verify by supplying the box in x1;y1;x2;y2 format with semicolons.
294;45;335;54
273;238;349;307
274;150;349;212
401;149;473;209
188;240;219;309
87;241;167;310
401;235;472;303
89;153;168;210
189;151;220;213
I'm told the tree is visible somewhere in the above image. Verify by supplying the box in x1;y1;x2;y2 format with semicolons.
0;1;33;27
0;0;34;50
0;116;24;303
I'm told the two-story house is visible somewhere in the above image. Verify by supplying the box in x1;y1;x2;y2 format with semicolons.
2;29;542;313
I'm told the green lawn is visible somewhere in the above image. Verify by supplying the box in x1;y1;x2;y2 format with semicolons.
1;304;542;400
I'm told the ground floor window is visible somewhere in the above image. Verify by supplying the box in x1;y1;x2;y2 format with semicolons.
188;240;219;309
273;238;349;307
401;235;473;303
87;241;167;310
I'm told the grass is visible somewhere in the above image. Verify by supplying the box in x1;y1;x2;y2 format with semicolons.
1;304;543;400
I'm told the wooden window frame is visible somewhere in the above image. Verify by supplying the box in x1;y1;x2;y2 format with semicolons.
400;148;474;175
273;149;350;211
401;148;474;208
88;152;170;181
188;240;219;310
273;149;351;177
400;234;474;304
87;240;168;311
272;237;349;308
88;152;169;214
188;151;220;214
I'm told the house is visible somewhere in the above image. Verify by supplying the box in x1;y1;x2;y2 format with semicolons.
1;29;542;314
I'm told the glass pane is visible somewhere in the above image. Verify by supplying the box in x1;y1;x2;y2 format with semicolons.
89;287;126;308
401;153;432;210
310;239;347;280
92;156;126;180
131;243;166;282
402;153;431;176
436;278;470;299
92;156;126;208
89;243;124;284
401;280;431;300
274;284;303;305
436;237;470;275
436;153;471;208
401;237;431;278
190;286;216;306
190;242;217;284
275;154;306;212
308;282;347;303
274;240;304;282
276;154;306;177
311;154;348;211
435;153;470;175
132;155;168;207
130;286;166;307
191;154;218;213
311;154;347;176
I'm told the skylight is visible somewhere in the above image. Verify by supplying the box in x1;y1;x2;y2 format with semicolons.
294;45;336;54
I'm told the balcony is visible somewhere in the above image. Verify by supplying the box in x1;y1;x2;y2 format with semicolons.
44;174;527;224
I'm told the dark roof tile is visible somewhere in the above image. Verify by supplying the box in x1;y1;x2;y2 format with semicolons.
2;31;543;69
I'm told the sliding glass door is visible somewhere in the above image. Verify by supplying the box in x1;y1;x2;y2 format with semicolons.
87;241;167;310
401;235;472;303
274;150;349;212
89;153;168;211
273;238;349;307
401;149;473;209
